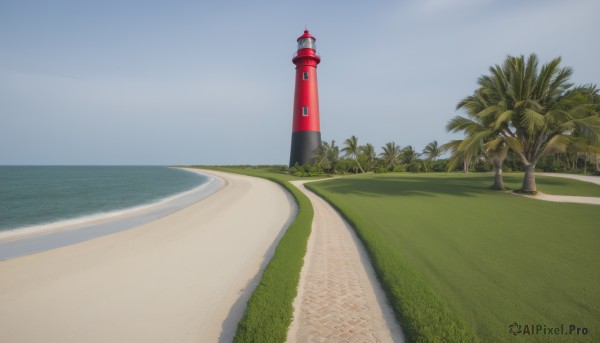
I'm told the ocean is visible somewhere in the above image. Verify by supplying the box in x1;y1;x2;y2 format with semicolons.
0;166;210;233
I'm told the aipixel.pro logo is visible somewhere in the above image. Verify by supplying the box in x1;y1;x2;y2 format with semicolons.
509;322;589;336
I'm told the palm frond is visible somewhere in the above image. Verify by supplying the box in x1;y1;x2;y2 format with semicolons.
447;116;485;135
541;134;571;155
492;109;514;130
484;137;506;152
503;136;524;154
544;110;571;126
521;109;545;134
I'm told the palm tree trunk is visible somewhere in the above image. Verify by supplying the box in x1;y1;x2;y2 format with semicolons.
463;159;470;173
491;159;505;190
354;158;365;173
520;163;537;193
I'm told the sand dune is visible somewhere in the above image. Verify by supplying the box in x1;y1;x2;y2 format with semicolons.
0;169;295;343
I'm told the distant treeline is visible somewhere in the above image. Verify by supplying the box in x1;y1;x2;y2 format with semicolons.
287;137;600;177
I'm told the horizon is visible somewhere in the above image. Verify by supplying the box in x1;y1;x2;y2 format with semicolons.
1;0;599;165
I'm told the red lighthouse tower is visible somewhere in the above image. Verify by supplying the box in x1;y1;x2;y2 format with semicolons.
289;29;322;167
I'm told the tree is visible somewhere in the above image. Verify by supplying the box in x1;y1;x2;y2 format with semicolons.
465;54;600;192
360;143;377;172
401;145;420;165
588;87;600;173
484;140;509;190
313;140;339;174
441;140;479;173
341;135;365;173
380;142;401;171
447;87;509;189
563;137;599;174
422;140;442;161
422;140;442;172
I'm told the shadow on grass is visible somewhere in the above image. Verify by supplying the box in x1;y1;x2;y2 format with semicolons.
315;174;504;198
503;174;570;186
533;177;571;186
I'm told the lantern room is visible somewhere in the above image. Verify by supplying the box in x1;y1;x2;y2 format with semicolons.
297;30;316;50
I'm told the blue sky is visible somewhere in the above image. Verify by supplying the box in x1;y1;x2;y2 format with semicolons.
1;0;599;165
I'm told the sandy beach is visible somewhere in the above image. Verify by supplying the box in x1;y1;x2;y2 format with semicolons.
0;168;224;260
0;169;296;343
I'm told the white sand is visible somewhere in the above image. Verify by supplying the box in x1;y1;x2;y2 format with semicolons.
0;169;296;343
537;172;600;185
510;173;600;205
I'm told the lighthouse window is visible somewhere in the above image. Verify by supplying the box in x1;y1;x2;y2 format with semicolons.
302;106;309;116
298;38;315;50
303;72;309;80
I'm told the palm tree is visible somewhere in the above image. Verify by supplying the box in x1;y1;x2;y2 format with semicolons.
447;87;509;189
380;142;401;171
464;54;600;192
422;140;442;161
422;140;442;172
589;87;600;173
313;140;339;173
341;135;365;173
360;143;377;172
562;137;599;174
441;139;481;173
484;139;509;190
401;145;420;165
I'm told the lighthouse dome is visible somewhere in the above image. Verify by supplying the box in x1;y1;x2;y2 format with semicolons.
297;30;316;50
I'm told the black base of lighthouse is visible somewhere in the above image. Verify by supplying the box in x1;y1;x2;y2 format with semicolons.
289;131;321;167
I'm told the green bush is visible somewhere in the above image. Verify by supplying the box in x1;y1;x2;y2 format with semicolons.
473;161;492;172
407;162;422;172
289;163;325;177
393;165;407;173
542;160;567;172
431;160;448;172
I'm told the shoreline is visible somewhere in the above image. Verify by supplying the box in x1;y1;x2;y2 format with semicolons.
0;169;296;342
0;168;222;259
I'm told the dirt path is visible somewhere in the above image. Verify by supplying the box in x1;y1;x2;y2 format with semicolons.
519;192;600;205
538;172;600;185
287;181;404;343
517;173;600;205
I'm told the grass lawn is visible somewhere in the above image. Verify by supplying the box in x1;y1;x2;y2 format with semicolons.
188;166;316;343
503;173;600;197
306;173;600;342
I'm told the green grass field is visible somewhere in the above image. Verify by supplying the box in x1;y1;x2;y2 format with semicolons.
503;173;600;196
306;173;600;342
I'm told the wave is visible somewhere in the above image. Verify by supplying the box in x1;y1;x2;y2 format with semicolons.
0;170;221;242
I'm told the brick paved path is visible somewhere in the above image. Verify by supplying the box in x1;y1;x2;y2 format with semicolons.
287;181;404;343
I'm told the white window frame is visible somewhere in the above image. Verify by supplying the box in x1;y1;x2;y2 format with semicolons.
302;106;309;116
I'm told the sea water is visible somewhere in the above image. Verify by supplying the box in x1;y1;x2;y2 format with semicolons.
0;166;209;233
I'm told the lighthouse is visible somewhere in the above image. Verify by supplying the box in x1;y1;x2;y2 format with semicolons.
289;29;322;167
